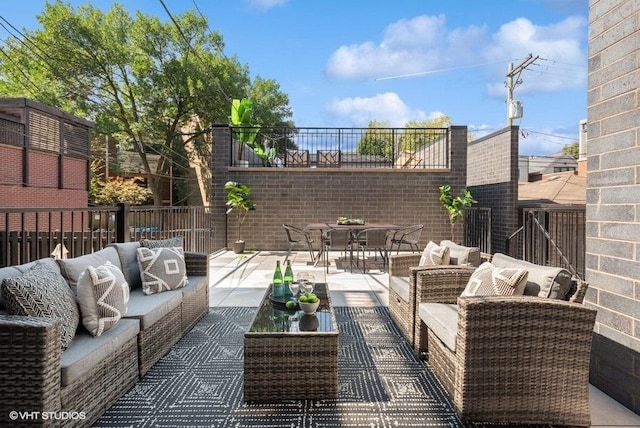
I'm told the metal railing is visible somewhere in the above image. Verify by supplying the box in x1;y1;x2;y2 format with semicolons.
464;207;492;254
230;126;450;169
506;207;585;279
0;204;216;267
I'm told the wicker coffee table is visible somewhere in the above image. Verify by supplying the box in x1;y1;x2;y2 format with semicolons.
243;282;338;401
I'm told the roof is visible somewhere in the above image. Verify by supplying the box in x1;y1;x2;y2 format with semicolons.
518;171;585;206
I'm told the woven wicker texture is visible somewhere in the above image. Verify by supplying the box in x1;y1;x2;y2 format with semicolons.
137;304;182;376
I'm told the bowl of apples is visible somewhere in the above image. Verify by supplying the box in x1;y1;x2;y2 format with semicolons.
298;292;319;315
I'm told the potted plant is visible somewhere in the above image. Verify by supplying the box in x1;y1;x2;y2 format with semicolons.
225;181;256;253
438;184;477;241
229;98;276;166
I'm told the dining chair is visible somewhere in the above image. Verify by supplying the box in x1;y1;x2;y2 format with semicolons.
316;150;341;167
285;149;310;167
282;224;316;263
323;228;354;273
355;228;390;273
389;224;424;254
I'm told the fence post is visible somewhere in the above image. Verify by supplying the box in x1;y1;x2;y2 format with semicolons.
116;203;130;243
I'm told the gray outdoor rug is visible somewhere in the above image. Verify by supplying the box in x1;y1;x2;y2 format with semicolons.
94;306;549;427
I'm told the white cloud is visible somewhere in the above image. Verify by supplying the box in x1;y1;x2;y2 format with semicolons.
247;0;288;11
325;92;439;127
326;14;587;95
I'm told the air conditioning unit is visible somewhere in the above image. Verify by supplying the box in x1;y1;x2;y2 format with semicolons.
508;100;523;119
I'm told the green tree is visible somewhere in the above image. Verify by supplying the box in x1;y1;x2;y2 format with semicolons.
356;120;395;157
401;115;452;152
438;184;477;241
562;141;579;159
0;1;292;205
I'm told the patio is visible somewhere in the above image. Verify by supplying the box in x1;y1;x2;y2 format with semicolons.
202;249;640;427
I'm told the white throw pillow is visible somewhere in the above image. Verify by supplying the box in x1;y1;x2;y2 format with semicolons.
137;246;188;295
461;261;528;297
419;241;451;266
77;261;129;337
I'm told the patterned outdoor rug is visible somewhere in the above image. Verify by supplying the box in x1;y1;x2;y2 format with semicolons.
94;307;546;427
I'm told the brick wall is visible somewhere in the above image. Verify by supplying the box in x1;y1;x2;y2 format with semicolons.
212;126;469;251
467;127;519;254
586;0;640;414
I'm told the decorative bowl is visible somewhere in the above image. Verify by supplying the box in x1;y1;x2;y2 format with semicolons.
299;314;319;331
299;299;319;315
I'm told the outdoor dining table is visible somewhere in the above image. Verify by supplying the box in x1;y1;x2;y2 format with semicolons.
305;222;399;271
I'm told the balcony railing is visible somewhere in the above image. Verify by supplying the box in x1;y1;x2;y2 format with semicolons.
230;126;450;169
0;205;216;267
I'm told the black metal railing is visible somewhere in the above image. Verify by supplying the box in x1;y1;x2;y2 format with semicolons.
230;126;450;169
0;204;216;267
506;207;585;279
464;207;492;254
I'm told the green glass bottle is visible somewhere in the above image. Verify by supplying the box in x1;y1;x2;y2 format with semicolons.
272;261;284;297
283;260;294;296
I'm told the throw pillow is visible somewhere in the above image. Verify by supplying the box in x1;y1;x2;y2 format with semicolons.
137;246;188;295
419;241;451;266
77;261;130;337
140;236;183;249
461;261;529;297
1;262;80;349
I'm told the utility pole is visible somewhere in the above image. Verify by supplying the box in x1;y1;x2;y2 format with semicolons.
506;53;539;126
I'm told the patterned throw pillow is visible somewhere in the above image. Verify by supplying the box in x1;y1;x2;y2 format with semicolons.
77;261;130;337
461;261;529;297
140;237;183;249
137;246;188;295
1;262;80;349
419;241;451;266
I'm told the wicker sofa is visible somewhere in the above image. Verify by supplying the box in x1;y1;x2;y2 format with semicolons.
388;240;484;347
0;241;209;427
415;253;597;426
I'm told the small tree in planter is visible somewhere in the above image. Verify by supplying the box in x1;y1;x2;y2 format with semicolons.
438;185;477;241
225;181;256;253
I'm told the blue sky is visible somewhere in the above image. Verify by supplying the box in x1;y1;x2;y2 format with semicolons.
1;0;588;155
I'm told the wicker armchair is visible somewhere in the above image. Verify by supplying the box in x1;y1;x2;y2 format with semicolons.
415;266;597;426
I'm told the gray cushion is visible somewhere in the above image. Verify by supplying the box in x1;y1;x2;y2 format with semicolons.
60;318;139;386
140;237;183;248
0;258;60;309
137;247;188;295
389;275;410;303
77;261;129;337
109;242;142;290
440;240;481;267
419;303;459;352
57;247;121;294
2;262;80;350
125;288;182;329
491;253;573;299
461;262;528;297
419;241;450;266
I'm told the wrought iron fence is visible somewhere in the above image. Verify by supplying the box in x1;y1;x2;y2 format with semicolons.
506;207;585;279
230;126;450;169
464;207;492;254
0;205;216;267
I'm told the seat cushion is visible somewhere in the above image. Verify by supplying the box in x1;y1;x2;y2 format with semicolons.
491;253;573;299
109;242;143;290
2;262;80;350
440;240;481;267
125;288;182;329
419;241;450;266
461;261;528;297
389;275;410;303
419;303;459;352
137;246;188;295
76;261;129;337
60;318;139;386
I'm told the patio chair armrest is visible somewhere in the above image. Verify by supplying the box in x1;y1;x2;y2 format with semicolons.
0;315;62;419
388;254;422;277
184;251;209;276
414;266;475;304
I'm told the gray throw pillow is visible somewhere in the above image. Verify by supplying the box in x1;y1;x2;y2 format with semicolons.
140;237;183;249
77;261;130;337
137;246;188;295
461;261;528;297
1;262;80;349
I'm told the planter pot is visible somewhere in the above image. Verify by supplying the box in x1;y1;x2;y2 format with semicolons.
231;241;246;254
234;159;249;168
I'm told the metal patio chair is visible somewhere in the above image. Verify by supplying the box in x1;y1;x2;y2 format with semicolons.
389;224;424;254
283;224;316;262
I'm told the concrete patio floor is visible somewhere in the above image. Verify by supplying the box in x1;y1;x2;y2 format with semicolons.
208;249;640;428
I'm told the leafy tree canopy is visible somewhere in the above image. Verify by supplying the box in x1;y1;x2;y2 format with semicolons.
0;1;292;204
562;141;579;159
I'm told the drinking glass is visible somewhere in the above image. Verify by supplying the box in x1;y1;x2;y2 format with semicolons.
300;274;315;294
288;280;300;300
